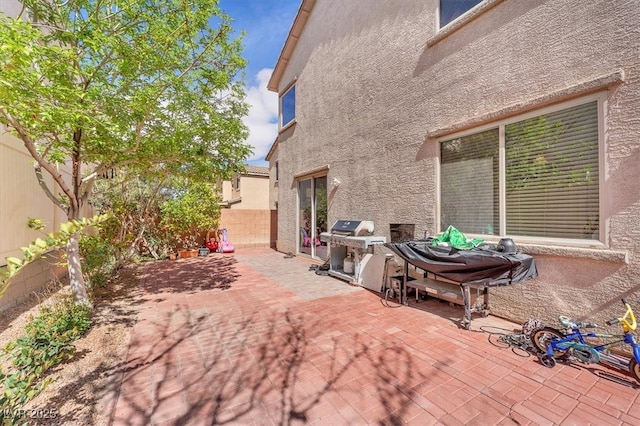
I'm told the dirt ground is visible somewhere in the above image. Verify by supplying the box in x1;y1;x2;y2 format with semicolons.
0;266;142;426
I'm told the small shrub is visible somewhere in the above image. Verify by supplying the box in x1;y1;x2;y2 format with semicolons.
0;298;92;412
80;234;117;290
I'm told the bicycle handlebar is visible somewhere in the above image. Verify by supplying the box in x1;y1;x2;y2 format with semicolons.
611;298;637;333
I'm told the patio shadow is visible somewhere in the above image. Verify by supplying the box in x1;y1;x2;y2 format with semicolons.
106;305;445;425
135;255;240;295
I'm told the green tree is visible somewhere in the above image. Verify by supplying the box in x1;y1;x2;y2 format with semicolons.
89;174;169;263
160;181;221;252
0;0;252;306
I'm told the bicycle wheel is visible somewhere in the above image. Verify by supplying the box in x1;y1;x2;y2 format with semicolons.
539;354;557;368
530;327;566;356
630;357;640;384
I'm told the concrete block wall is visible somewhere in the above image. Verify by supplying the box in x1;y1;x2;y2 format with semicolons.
0;251;67;313
219;209;273;248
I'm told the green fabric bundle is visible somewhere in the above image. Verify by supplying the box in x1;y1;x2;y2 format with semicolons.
432;225;484;250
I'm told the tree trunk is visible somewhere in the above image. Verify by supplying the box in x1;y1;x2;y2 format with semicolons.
67;232;92;308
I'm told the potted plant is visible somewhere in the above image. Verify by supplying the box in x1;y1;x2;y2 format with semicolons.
160;182;221;258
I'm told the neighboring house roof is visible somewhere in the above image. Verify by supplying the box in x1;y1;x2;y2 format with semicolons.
244;165;269;176
267;0;316;92
219;197;242;207
219;166;269;207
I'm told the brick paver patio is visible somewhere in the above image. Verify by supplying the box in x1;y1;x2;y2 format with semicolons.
103;248;640;425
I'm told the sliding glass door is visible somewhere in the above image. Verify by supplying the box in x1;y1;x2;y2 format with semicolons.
297;176;328;260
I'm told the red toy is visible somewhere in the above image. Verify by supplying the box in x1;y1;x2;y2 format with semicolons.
206;239;219;252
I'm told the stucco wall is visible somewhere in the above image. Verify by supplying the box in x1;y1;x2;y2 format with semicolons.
221;180;233;202
1;131;92;310
267;146;279;211
221;174;269;209
0;0;23;18
272;0;640;325
0;131;66;265
230;175;269;210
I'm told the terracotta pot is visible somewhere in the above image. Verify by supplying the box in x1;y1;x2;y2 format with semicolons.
178;249;198;258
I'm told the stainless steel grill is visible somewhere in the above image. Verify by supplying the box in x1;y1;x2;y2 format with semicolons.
319;220;386;249
320;220;387;287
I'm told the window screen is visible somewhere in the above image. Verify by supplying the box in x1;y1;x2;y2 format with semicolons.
439;100;600;241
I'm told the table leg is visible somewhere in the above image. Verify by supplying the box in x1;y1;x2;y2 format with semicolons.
402;261;408;305
462;285;471;329
483;287;490;312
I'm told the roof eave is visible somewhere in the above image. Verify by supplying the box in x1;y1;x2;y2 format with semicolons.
220;197;242;207
267;0;316;93
265;136;279;162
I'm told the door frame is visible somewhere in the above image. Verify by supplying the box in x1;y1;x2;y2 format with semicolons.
296;173;327;260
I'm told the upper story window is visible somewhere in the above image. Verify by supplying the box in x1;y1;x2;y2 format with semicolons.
275;161;279;181
439;97;601;244
280;84;296;129
439;0;484;28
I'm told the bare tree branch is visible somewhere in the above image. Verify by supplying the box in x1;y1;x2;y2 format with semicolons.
0;106;77;215
34;164;67;211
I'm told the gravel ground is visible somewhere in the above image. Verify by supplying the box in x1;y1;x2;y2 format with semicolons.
0;266;142;425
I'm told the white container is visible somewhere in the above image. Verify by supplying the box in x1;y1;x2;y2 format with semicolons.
343;257;355;274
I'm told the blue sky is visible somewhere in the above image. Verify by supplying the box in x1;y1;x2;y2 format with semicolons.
218;0;301;166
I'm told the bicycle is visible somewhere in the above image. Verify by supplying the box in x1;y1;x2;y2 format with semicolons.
530;298;640;384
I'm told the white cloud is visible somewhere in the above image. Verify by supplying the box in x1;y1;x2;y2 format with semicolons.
243;68;278;165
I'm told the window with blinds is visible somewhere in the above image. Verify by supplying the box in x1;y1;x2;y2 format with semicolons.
505;102;599;239
439;99;600;241
441;129;499;234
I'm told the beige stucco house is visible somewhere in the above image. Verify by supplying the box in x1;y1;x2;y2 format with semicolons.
216;165;276;248
220;165;270;210
266;0;640;325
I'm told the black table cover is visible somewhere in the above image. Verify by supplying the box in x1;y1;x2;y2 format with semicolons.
385;239;537;286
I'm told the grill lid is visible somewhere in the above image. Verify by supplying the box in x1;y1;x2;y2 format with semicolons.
330;220;374;236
